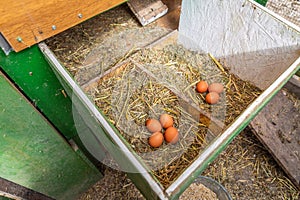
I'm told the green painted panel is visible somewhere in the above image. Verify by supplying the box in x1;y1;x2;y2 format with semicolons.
0;197;12;200
0;46;76;140
254;0;268;6
0;73;102;199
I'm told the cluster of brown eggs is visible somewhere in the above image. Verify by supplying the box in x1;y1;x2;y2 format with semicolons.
146;114;178;148
196;81;224;104
146;81;223;148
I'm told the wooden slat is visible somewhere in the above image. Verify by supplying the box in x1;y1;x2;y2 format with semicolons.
0;0;126;52
127;0;168;26
250;89;300;189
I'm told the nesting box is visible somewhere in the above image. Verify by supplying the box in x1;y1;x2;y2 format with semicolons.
37;0;299;199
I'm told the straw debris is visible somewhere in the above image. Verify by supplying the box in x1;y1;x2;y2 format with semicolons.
85;44;262;187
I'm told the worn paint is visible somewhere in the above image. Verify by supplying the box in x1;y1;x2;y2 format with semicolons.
0;72;102;199
0;45;77;140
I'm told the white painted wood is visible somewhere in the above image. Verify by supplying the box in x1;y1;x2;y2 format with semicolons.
178;0;300;89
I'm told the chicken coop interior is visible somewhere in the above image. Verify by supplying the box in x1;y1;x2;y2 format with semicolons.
0;0;299;199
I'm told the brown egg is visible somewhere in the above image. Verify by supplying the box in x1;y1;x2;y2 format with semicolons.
146;118;162;133
208;83;224;94
159;114;174;129
196;80;208;93
148;132;164;148
205;92;220;104
164;127;179;144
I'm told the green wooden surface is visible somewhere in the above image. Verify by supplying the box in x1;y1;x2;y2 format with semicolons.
0;45;108;166
254;0;268;6
0;72;102;199
0;46;77;140
0;197;12;200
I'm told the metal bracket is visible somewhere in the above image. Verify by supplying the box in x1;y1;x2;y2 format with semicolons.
0;33;12;55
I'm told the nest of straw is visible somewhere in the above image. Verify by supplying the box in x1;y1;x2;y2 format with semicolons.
85;44;262;188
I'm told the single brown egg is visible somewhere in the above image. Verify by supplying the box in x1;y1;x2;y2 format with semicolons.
205;92;220;104
146;118;162;133
160;114;174;129
148;132;164;148
164;127;179;144
208;83;224;94
196;80;208;93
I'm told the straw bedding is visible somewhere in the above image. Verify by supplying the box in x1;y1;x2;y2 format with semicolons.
45;2;299;199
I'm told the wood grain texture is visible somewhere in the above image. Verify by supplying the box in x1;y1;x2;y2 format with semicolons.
0;0;126;52
250;90;300;189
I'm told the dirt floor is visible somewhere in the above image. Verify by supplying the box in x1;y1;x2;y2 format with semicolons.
45;1;300;199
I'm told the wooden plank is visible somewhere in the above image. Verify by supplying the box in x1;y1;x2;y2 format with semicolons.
127;0;168;26
0;72;102;199
0;177;54;200
250;89;300;189
0;0;126;52
156;0;181;30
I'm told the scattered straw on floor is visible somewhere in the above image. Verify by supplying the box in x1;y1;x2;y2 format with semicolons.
179;182;218;200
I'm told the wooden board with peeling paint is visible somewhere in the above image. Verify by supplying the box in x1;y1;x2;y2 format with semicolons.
250;89;300;189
